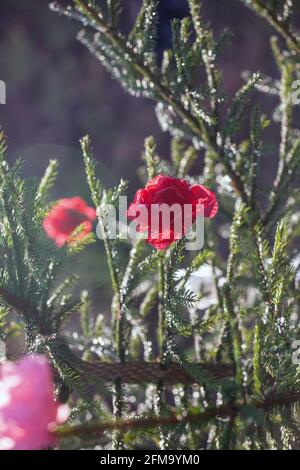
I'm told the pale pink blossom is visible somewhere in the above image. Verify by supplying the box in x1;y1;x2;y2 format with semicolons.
0;355;68;450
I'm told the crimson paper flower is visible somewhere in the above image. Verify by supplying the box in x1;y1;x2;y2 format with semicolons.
43;197;96;246
0;355;68;450
127;175;218;250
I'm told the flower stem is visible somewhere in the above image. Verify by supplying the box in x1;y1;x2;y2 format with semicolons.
157;257;169;449
158;257;166;355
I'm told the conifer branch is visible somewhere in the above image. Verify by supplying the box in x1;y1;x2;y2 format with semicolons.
81;134;126;448
57;390;300;439
0;287;44;332
244;0;300;55
70;0;250;206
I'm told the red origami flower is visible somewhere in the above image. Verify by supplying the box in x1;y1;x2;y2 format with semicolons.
43;197;96;246
127;175;218;250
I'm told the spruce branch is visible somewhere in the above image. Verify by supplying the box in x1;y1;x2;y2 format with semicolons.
252;224;276;316
263;139;300;226
37;159;59;202
55;0;251;206
223;284;244;389
107;0;122;28
253;321;264;397
143;136;159;180
223;205;247;391
57;390;300;440
71;0;209;139
81;135;127;448
249;106;263;210
80;135;102;207
0;286;45;333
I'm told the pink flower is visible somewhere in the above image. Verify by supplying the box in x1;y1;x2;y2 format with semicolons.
127;175;218;250
43;197;96;247
0;355;68;450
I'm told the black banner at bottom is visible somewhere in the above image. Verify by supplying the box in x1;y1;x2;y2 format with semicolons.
0;449;296;465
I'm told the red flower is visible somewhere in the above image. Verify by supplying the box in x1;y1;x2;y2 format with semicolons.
43;197;96;246
127;175;218;250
